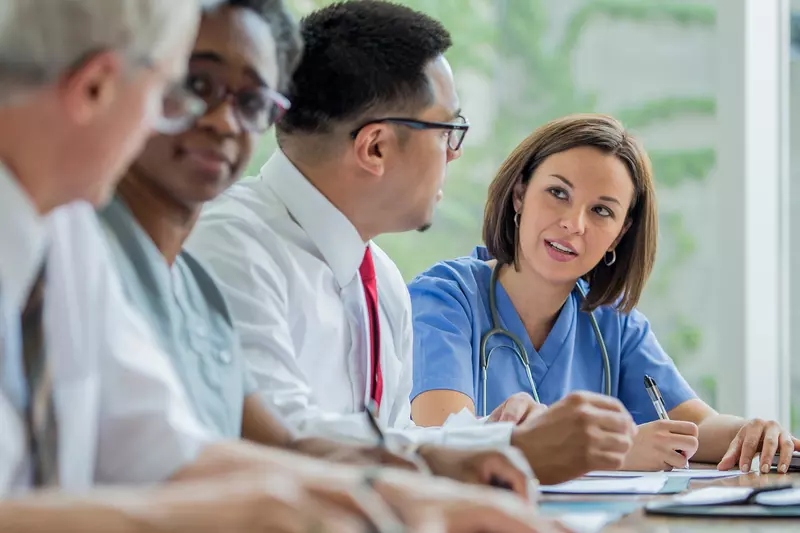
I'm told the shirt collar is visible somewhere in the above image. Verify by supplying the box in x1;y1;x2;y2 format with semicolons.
100;195;174;300
260;149;367;288
0;161;47;312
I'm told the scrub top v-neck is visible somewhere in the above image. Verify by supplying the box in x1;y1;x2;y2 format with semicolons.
409;246;696;424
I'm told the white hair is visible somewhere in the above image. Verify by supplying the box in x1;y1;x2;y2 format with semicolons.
0;0;207;102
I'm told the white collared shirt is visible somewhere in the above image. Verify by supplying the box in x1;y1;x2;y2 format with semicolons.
187;149;512;449
0;164;214;494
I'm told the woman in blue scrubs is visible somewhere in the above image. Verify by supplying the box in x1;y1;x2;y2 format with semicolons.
410;114;799;474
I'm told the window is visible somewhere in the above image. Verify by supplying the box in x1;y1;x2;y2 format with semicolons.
249;0;791;424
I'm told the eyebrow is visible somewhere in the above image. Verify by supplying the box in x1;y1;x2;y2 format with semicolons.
550;173;622;206
190;51;270;88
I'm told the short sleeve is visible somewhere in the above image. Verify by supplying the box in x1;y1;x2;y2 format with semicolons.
408;271;477;404
617;308;697;424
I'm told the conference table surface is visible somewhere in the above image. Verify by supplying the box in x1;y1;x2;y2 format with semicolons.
539;464;800;532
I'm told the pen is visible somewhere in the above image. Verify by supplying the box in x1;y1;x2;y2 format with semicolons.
365;400;386;448
644;374;689;469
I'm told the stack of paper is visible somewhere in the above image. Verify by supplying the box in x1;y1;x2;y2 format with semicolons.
541;475;668;495
585;469;744;480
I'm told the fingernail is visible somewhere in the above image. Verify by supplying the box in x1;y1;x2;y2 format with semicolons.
741;463;749;473
761;464;770;474
781;464;788;474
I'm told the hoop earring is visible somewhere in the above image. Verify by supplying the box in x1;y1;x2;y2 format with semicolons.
604;249;616;266
514;212;520;228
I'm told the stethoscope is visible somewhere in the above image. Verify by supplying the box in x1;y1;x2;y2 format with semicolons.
479;266;612;416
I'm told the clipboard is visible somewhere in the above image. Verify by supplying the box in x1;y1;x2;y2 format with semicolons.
645;484;800;518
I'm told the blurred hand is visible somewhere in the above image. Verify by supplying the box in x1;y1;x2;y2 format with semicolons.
159;473;374;533
372;469;574;533
305;440;421;471
418;446;530;497
717;419;800;474
488;393;548;425
622;420;698;471
510;392;636;485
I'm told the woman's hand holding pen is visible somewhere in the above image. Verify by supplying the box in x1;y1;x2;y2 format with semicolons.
621;420;699;471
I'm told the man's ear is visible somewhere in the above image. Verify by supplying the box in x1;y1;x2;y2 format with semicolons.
58;50;122;125
512;178;526;213
352;123;394;179
610;218;632;251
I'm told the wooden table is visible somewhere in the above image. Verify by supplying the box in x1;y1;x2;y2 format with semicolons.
539;468;800;532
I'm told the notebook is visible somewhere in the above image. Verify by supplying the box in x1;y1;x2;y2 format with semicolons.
645;484;800;518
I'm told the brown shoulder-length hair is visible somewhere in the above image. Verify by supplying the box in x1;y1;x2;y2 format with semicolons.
483;114;657;314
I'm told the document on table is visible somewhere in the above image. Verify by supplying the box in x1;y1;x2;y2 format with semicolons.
557;512;621;533
585;469;745;479
541;475;668;495
670;487;754;506
755;488;800;506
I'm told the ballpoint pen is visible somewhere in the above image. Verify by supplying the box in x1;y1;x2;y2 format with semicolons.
365;400;386;448
644;374;689;469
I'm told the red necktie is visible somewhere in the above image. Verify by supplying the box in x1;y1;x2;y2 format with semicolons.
359;247;383;409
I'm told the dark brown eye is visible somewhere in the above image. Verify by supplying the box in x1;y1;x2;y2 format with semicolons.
186;72;215;99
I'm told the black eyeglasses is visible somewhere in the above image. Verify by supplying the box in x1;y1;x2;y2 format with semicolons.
350;115;470;151
158;64;291;134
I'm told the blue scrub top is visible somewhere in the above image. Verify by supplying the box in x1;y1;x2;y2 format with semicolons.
409;247;697;424
99;196;256;438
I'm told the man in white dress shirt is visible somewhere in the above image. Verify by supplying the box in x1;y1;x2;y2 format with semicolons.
189;0;637;485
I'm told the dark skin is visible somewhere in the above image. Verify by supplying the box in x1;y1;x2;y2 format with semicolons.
116;5;414;471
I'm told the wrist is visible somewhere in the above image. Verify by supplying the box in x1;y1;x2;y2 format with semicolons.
510;426;528;450
415;444;436;467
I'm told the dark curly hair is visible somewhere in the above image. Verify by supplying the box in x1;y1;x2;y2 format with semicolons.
214;0;303;93
277;0;452;135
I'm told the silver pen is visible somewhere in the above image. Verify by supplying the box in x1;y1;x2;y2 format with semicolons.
644;374;688;469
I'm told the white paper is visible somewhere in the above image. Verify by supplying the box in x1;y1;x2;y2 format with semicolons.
557;512;621;533
541;475;668;494
440;408;536;481
670;487;753;506
754;488;800;507
441;408;487;428
585;468;745;479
